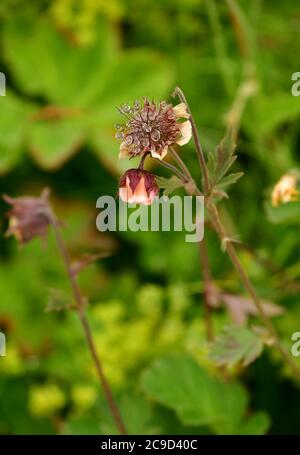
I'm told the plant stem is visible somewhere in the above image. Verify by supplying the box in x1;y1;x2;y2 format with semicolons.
225;0;256;62
173;87;210;194
169;147;194;183
224;0;258;141
171;87;300;381
47;208;127;435
138;152;149;169
205;0;235;97
169;148;213;341
155;157;190;184
198;239;214;341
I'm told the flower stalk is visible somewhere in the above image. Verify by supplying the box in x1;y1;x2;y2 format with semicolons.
198;239;214;341
170;86;300;382
172;87;210;194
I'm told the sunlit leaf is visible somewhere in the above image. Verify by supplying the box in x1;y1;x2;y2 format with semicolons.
209;326;264;368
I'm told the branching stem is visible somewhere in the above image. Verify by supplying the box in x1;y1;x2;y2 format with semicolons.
164;86;300;381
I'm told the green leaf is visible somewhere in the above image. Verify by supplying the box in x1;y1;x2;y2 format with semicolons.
236;412;270;435
248;93;300;136
45;288;71;313
63;417;101;435
215;172;244;191
1;17;119;170
212;172;244;200
208;128;238;190
142;356;269;434
265;201;300;224
3;18;118;104
99;395;161;435
28;117;86;170
156;176;185;196
209;326;264;368
0;91;32;174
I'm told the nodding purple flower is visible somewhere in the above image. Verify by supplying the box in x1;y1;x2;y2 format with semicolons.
118;169;159;205
3;189;50;244
115;99;192;161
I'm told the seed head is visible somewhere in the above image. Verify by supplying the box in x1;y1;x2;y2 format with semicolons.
116;98;192;160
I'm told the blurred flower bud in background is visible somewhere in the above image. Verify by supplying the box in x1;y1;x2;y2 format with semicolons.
271;173;300;207
3;189;50;244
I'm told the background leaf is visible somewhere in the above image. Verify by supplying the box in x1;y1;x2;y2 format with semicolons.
142;356;269;434
209;326;264;368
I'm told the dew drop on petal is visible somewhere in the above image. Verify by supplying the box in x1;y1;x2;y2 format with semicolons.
115;131;124;140
115;124;123;130
151;129;161;142
132;145;140;155
149;110;157;121
142;137;150;147
121;103;131;113
125;135;133;145
142;123;152;133
140;113;146;122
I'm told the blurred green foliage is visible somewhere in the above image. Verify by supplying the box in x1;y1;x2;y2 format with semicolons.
1;0;300;435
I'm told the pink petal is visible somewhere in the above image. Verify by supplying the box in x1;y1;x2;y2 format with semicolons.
119;185;133;202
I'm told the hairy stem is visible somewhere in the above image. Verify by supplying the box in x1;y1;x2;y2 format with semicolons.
47;209;127;435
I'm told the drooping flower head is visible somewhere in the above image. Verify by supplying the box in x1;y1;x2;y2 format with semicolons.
115;99;192;160
118;169;159;205
3;189;50;244
271;173;300;207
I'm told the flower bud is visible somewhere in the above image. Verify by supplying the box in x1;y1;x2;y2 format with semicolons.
3;189;50;244
118;169;159;205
